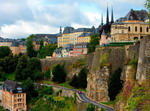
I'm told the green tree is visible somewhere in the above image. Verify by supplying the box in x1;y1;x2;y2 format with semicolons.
108;68;123;100
15;55;28;80
26;34;37;57
39;40;44;50
39;44;57;58
52;64;67;83
0;46;12;59
69;75;79;88
22;78;38;101
78;67;88;88
145;0;150;26
0;106;5;111
88;34;100;53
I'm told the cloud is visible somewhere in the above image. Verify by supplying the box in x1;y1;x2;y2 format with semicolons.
0;21;59;38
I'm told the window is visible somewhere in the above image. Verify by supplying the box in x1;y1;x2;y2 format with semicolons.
147;27;149;32
135;26;137;32
140;27;142;32
128;27;131;32
140;36;143;39
134;37;138;40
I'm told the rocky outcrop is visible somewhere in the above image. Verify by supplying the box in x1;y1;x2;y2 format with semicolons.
136;36;150;85
87;67;110;102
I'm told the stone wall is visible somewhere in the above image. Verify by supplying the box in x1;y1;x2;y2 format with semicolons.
136;36;150;84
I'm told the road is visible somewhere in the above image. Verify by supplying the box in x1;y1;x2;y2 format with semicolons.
39;83;114;111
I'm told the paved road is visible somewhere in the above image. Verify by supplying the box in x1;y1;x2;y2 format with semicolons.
38;83;114;111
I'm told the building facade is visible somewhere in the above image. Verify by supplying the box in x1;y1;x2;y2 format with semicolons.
2;80;27;111
111;9;150;41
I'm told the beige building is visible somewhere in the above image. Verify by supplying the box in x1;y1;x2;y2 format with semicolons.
58;27;94;47
111;9;150;41
2;80;27;111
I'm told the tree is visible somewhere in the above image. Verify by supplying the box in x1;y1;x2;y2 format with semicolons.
78;67;88;88
22;78;38;101
39;44;57;58
26;34;37;57
88;34;100;53
0;46;12;59
108;68;123;100
39;40;44;50
69;75;79;88
146;0;150;26
15;55;28;80
52;64;67;83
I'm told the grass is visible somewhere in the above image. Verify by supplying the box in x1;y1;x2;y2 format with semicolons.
39;80;86;92
101;101;115;107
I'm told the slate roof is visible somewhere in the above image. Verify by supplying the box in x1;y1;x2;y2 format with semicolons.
72;28;94;33
3;80;25;93
63;27;74;34
116;9;148;22
35;34;59;38
78;33;94;37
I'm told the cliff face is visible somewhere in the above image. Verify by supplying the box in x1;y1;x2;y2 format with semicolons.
115;36;150;111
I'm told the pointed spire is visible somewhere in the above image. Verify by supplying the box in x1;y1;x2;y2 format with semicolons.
106;3;109;24
60;26;62;34
101;13;104;25
102;29;106;35
111;6;114;23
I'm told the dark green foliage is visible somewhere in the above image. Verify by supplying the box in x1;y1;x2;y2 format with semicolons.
69;67;88;89
78;67;88;88
88;34;100;53
39;86;54;96
69;75;79;87
0;46;11;59
26;34;37;57
15;55;28;80
15;56;42;81
0;106;5;111
52;64;67;83
39;44;57;58
39;40;44;50
22;78;38;101
108;68;123;100
86;104;96;111
44;69;51;80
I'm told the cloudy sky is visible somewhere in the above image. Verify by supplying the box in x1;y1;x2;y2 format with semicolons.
0;0;146;38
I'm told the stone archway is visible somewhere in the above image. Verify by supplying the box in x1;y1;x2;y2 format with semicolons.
134;37;138;40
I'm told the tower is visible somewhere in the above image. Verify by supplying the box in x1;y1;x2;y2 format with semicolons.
101;14;104;25
59;26;62;34
111;6;114;23
106;4;109;24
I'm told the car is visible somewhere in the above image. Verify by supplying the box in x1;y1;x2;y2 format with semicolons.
77;91;82;94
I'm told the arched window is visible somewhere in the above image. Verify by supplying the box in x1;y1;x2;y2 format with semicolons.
128;27;131;32
140;36;143;39
147;27;149;32
140;27;142;32
134;37;138;40
135;26;137;32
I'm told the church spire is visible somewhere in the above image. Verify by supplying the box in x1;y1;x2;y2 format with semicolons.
111;6;114;23
59;26;62;34
101;13;104;25
106;3;109;24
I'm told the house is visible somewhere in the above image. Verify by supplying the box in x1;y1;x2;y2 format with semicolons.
73;43;88;57
2;80;27;111
111;9;150;41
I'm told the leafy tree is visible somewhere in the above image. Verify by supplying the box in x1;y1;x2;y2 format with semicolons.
108;68;123;100
15;55;28;80
26;34;37;57
22;78;38;101
88;34;100;53
44;68;51;80
86;104;96;111
78;67;88;88
52;64;67;83
39;40;44;50
0;106;5;111
0;46;12;59
69;75;79;88
39;44;57;58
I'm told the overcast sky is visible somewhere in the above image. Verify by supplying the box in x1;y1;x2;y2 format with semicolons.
0;0;146;38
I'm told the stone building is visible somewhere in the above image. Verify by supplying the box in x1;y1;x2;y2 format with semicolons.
2;80;27;111
111;9;150;41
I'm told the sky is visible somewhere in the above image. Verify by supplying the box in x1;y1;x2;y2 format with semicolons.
0;0;147;38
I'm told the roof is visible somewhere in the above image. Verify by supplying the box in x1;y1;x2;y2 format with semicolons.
3;80;25;93
35;34;59;38
63;27;74;34
73;28;94;33
116;9;148;22
78;33;94;37
74;43;89;46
